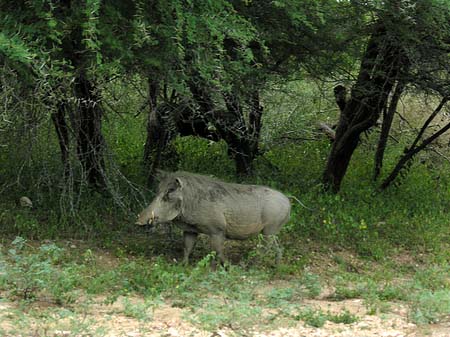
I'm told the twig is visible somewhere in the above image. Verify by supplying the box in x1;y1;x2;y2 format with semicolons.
278;135;318;142
427;147;450;164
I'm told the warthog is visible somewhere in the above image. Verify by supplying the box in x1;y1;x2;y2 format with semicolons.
136;171;291;265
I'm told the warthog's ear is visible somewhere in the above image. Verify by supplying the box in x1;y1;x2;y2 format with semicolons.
164;177;184;202
167;177;183;193
175;177;183;189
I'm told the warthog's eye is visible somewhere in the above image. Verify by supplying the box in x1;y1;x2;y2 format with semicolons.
163;190;173;201
163;186;178;200
163;180;180;201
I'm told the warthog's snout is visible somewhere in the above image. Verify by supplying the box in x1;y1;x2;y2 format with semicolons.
135;211;156;226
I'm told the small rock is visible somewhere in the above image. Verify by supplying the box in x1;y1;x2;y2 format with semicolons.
19;196;33;208
168;327;180;336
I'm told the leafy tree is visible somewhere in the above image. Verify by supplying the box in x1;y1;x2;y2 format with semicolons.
1;0;108;188
137;0;350;178
323;0;450;192
124;0;263;179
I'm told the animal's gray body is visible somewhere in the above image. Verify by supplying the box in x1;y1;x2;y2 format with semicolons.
136;171;291;265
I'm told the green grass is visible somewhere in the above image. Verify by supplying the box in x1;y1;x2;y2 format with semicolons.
293;308;359;328
410;290;450;324
329;263;450;322
1;237;449;334
121;297;155;321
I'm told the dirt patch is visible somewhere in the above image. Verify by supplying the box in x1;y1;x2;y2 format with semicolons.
1;295;447;337
0;301;15;333
416;322;450;337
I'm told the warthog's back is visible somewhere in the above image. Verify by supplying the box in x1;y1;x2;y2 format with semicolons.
176;172;291;239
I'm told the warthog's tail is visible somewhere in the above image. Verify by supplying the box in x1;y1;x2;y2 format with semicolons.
287;195;314;211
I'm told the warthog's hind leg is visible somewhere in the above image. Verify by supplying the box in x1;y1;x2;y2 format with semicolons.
264;234;283;264
183;231;198;265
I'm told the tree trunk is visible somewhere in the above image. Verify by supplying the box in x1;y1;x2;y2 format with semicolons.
323;23;404;192
222;91;254;176
249;90;263;157
143;78;167;186
73;71;106;189
333;85;347;113
56;1;106;190
373;81;405;180
51;102;71;178
322;127;360;193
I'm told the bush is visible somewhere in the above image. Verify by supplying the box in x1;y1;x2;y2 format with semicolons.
0;237;81;303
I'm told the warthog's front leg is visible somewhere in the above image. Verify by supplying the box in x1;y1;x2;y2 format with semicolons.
183;231;198;264
210;233;226;269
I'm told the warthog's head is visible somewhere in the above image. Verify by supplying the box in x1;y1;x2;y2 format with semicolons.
135;176;184;226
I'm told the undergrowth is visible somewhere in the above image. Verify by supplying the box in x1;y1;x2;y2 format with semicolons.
1;236;449;332
2;136;450;261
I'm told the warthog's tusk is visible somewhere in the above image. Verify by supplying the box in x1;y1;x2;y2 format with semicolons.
151;211;155;222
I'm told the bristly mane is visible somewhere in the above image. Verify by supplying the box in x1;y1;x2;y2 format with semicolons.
172;171;227;187
160;171;255;206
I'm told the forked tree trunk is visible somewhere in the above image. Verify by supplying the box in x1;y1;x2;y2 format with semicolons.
188;79;260;176
323;23;404;192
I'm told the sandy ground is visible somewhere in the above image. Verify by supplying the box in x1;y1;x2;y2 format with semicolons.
1;295;449;337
